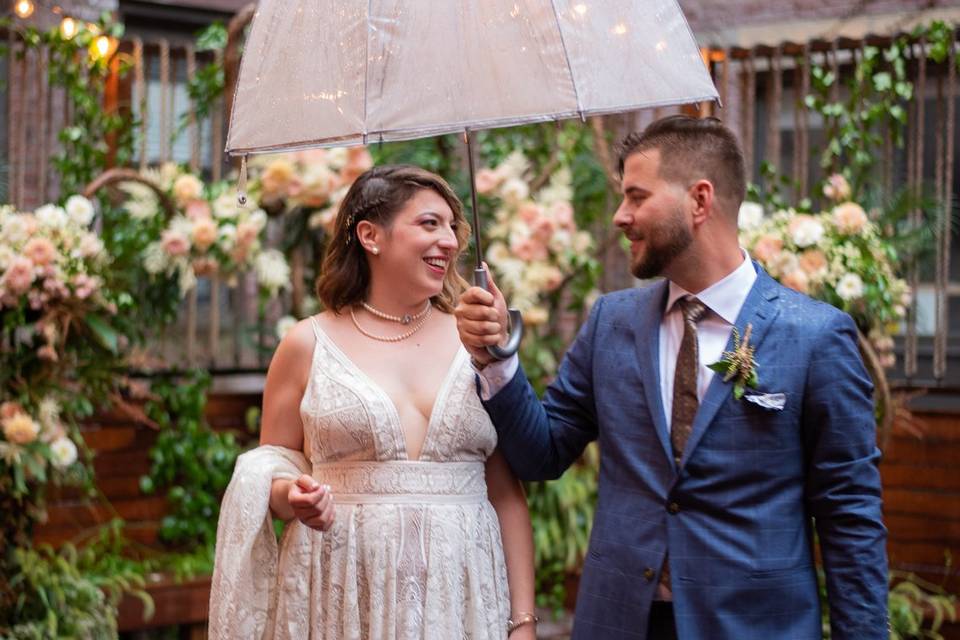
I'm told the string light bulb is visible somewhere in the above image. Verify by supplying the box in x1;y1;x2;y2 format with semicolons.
89;35;117;61
60;16;77;39
13;0;35;19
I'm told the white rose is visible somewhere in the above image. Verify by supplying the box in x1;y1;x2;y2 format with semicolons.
790;217;825;248
218;224;237;250
65;195;95;227
276;315;297;340
213;193;240;219
254;249;291;294
326;147;348;170
35;204;68;230
143;242;169;275
2;215;30;244
835;273;864;301
500;178;530;204
76;234;104;259
248;209;268;233
738;201;764;230
50;436;78;469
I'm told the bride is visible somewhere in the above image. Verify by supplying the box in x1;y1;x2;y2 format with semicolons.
209;165;536;639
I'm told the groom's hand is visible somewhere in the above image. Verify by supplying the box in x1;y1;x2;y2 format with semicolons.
455;263;508;368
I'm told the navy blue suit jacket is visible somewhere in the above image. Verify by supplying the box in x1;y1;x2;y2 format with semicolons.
484;267;888;639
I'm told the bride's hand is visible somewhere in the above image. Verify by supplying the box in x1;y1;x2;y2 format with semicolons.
288;474;335;531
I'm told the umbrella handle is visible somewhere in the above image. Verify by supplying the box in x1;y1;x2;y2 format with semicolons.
474;268;524;360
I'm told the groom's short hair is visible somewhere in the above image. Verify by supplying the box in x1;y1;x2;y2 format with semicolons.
618;116;746;219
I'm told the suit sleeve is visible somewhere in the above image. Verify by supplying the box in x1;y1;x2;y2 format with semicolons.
481;297;603;481
802;311;888;639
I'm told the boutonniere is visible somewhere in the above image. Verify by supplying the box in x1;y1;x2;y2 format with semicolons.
708;323;759;400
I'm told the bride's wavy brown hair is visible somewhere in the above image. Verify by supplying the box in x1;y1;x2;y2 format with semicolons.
317;164;471;314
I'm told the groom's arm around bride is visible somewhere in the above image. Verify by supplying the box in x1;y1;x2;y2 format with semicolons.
456;116;888;639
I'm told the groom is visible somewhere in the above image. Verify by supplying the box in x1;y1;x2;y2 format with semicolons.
456;116;888;639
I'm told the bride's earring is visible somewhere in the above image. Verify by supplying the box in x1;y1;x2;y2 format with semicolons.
370;246;379;255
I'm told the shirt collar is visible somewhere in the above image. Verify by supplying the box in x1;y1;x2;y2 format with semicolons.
665;250;757;325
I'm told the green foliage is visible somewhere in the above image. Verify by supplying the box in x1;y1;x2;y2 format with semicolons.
17;16;133;198
888;571;957;639
139;371;240;548
179;22;228;134
0;540;148;638
527;444;598;614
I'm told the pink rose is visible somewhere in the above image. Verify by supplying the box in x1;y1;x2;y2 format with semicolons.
518;202;542;224
23;237;57;267
161;229;190;257
781;269;810;294
475;168;501;195
191;218;218;252
832;202;868;234
798;249;827;276
532;215;556;242
236;221;259;248
185;199;212;220
823;174;851;202
510;236;548;262
543;266;564;292
550;201;575;230
72;273;99;299
2;256;35;295
752;235;783;264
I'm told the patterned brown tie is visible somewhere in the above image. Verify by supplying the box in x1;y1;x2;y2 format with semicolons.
659;297;707;598
670;297;707;467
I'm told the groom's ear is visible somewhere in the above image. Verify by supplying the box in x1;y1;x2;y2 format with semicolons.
688;179;715;227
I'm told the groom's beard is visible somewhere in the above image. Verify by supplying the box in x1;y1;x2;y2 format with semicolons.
629;209;693;280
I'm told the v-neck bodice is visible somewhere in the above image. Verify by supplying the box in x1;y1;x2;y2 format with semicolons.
300;317;498;465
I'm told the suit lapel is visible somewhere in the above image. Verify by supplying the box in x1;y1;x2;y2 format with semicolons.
679;267;782;467
633;280;674;466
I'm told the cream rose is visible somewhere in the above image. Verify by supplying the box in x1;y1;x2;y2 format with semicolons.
3;412;40;445
832;202;868;235
173;174;204;207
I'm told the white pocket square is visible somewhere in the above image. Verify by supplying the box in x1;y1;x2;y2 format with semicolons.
744;392;786;411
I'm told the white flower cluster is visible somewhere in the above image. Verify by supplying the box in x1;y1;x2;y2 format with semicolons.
477;152;594;326
0;399;78;473
134;164;290;297
0;196;109;320
739;179;909;368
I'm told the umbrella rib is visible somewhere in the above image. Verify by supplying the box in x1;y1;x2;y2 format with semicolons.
362;0;373;143
548;0;583;119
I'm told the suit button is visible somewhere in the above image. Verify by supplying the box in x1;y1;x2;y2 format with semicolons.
668;502;680;514
643;567;655;581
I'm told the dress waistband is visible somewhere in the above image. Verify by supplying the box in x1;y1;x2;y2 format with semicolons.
312;460;488;505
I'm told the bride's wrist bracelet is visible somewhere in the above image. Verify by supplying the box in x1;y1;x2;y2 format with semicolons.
507;611;538;635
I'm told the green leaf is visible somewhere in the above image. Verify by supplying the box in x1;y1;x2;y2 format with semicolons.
707;360;732;374
84;314;119;353
733;384;745;400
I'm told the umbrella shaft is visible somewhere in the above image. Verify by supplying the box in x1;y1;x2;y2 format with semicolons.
464;130;484;271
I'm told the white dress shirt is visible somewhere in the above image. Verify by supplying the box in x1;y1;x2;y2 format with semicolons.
659;253;756;426
476;252;757;421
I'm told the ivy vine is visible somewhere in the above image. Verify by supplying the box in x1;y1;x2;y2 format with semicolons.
139;370;241;549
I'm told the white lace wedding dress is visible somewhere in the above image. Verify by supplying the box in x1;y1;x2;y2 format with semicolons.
209;317;510;640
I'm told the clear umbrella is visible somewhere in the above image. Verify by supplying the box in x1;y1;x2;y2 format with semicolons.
227;0;718;357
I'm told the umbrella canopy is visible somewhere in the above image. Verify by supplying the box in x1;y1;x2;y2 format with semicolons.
226;0;718;155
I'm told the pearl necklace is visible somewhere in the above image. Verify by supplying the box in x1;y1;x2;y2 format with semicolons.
350;304;433;342
361;300;431;325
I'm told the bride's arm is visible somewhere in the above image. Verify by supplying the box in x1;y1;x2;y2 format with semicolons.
260;320;330;526
486;449;537;640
